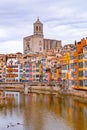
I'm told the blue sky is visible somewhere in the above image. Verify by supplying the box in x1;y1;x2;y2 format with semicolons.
0;0;87;54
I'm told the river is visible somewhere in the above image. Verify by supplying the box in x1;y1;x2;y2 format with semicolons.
0;92;87;130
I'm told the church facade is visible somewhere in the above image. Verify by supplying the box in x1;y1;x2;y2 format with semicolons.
23;18;62;54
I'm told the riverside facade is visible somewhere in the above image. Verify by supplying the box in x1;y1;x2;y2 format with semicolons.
0;37;87;91
0;19;87;91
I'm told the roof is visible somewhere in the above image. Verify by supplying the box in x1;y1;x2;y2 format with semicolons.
34;18;43;25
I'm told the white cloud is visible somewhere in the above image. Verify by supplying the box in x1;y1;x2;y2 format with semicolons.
0;0;87;53
0;28;9;38
0;40;23;54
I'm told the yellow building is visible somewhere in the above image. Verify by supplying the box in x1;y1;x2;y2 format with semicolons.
56;66;61;81
70;38;87;90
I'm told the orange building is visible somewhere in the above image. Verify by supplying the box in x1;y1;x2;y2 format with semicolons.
71;38;87;90
44;68;52;81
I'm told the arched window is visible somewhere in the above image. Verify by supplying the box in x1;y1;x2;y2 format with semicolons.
39;26;41;31
40;47;42;51
36;26;38;31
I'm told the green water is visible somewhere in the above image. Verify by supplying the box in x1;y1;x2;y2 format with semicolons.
0;93;87;130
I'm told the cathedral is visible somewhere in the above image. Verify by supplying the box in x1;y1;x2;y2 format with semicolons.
23;18;62;54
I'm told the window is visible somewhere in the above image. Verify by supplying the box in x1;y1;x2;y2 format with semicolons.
70;56;76;60
29;75;32;78
79;62;83;68
33;66;35;68
12;65;18;68
33;70;35;72
42;58;46;61
83;54;87;59
56;41;57;47
72;48;76;52
27;42;30;49
73;68;76;72
20;74;22;77
72;80;76;85
36;26;38;31
36;75;39;78
84;70;87;77
43;63;46;66
79;71;83;77
62;65;68;70
50;40;52;49
84;80;87;87
26;74;29;77
78;54;83;59
36;64;39;67
40;47;42;51
36;69;39;72
70;63;76;69
71;72;76;78
26;69;29;72
29;64;32;67
33;75;35;78
84;61;87;67
29;70;32;72
39;26;41;31
25;65;29;68
61;73;66;78
83;46;87;51
79;80;83;86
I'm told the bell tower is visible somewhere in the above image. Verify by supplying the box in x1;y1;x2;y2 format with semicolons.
33;17;43;36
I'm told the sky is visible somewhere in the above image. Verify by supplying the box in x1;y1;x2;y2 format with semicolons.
0;0;87;54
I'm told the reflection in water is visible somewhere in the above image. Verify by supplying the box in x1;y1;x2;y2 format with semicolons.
0;93;87;130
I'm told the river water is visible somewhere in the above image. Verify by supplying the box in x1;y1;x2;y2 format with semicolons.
0;93;87;130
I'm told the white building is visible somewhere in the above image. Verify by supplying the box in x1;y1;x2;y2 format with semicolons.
5;56;21;82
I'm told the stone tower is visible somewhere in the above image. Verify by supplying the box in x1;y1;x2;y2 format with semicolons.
33;17;43;36
23;18;44;54
23;18;62;54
